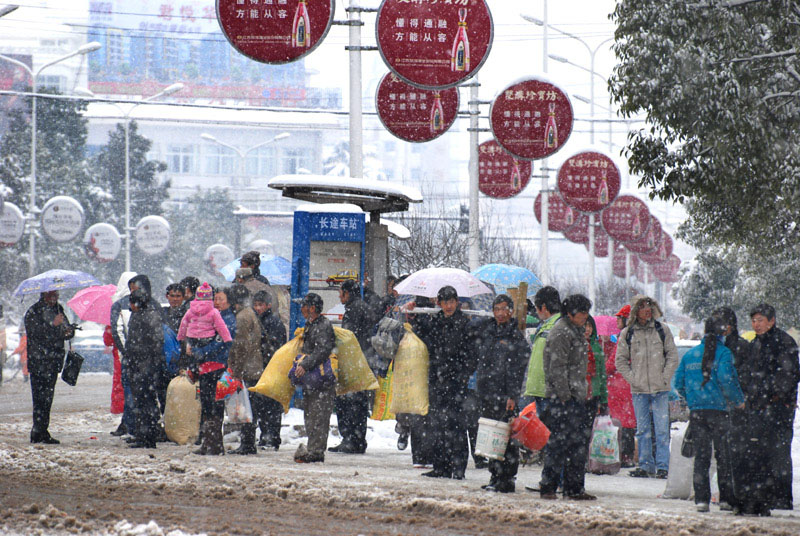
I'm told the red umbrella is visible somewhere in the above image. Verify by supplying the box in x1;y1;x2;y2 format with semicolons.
67;284;117;325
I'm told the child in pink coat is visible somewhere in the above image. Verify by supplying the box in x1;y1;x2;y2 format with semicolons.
177;282;232;352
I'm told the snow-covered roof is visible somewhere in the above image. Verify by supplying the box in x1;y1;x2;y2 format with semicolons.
295;203;363;214
364;214;411;240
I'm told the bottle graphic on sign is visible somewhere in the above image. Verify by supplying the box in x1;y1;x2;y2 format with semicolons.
431;92;444;132
598;176;609;204
646;227;655;249
564;205;575;226
632;210;641;237
292;0;310;48
511;160;521;190
544;102;557;149
451;8;470;72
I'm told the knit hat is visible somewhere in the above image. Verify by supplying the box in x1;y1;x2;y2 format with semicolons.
196;282;213;300
615;304;631;318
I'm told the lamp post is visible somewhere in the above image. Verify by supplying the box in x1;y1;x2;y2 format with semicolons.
0;40;101;276
76;83;184;271
0;5;19;18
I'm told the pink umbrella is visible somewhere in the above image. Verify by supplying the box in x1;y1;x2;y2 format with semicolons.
67;284;117;326
594;315;621;337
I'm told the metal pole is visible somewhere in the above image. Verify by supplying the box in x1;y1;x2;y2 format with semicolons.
124;118;131;272
348;0;363;179
588;214;595;305
539;0;550;285
625;250;631;303
28;91;36;276
468;79;480;271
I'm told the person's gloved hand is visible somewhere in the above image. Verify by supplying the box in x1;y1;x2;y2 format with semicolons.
598;403;609;415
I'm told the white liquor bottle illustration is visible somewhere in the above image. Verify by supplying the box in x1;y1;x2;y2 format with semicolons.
292;0;310;48
632;210;641;237
510;160;521;190
597;176;609;204
544;102;557;149
451;8;470;72
430;92;444;132
564;205;575;226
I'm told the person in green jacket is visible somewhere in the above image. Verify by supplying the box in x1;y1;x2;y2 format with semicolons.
583;315;609;453
522;286;562;416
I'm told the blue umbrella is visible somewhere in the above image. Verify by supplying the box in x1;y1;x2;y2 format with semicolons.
13;269;103;297
471;264;542;298
219;254;292;285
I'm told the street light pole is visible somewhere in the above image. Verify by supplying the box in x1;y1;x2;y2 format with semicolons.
77;83;184;271
0;41;101;276
0;5;19;18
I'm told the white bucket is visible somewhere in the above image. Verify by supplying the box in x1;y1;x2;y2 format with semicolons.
474;417;511;461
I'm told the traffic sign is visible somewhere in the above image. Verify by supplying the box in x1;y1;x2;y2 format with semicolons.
376;73;459;143
376;0;493;89
557;150;620;213
216;0;335;64
478;140;532;198
490;78;573;160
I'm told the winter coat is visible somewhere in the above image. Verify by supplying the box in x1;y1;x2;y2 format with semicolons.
241;275;282;326
227;306;264;384
523;313;562;398
741;326;800;410
474;317;529;409
543;316;589;402
177;300;233;342
342;294;374;352
192;307;236;369
587;336;608;404
109;271;136;356
299;314;336;374
24;299;74;366
672;336;744;411
724;333;751;373
257;308;287;367
604;339;636;428
125;297;165;375
615;296;679;394
417;309;476;390
163;302;188;334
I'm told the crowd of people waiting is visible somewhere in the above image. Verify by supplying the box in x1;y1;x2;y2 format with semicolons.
21;259;800;517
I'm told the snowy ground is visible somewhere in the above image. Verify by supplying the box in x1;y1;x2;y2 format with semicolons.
2;373;800;535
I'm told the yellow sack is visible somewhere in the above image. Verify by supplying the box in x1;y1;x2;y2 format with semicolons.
390;324;429;416
370;366;395;420
333;327;379;395
164;373;201;445
249;329;304;413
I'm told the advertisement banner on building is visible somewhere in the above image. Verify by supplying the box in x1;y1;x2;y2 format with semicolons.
478;140;532;199
376;72;458;143
0;54;32;142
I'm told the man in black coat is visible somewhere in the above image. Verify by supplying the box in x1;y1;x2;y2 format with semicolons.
474;294;530;492
741;304;800;512
253;290;287;449
25;291;75;444
125;282;165;449
330;279;374;454
417;285;477;480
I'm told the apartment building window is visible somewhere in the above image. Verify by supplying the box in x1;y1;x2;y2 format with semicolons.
107;29;124;66
37;75;67;92
245;146;277;177
204;144;236;175
280;147;312;174
166;144;195;174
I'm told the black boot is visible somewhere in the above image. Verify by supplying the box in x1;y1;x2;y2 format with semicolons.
230;423;257;455
110;422;127;437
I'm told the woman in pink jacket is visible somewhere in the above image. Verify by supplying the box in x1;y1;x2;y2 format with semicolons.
604;305;636;467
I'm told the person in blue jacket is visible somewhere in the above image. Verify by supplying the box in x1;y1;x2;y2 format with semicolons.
672;312;745;513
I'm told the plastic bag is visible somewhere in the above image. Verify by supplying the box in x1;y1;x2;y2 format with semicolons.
333;327;379;395
164;373;201;445
588;415;621;474
370;365;395;421
249;330;303;413
225;385;253;424
389;325;429;416
216;368;243;401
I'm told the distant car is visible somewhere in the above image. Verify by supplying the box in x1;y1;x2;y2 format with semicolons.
326;269;359;287
70;324;112;374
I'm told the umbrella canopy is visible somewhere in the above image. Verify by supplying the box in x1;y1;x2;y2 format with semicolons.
471;264;542;297
594;315;620;337
395;292;495;313
219;254;292;285
67;284;117;325
13;269;103;297
394;267;492;298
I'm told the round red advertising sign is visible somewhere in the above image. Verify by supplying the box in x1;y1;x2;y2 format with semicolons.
557;151;621;213
635;261;653;283
563;213;590;244
216;0;334;64
376;72;459;143
583;224;609;258
612;243;639;278
600;195;650;243
640;232;674;265
490;78;573;161
478;140;532;198
376;0;493;90
625;216;662;254
652;254;681;283
534;191;578;232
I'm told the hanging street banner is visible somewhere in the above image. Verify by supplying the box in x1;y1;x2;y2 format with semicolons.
563;213;590;244
135;215;171;255
612;242;639;278
83;223;122;263
41;196;84;243
534;191;577;232
216;0;335;64
489;78;573;161
600;194;651;243
557;150;621;213
376;0;493;90
652;254;681;283
0;201;24;248
639;232;674;265
478;140;532;199
376;72;459;143
583;224;609;258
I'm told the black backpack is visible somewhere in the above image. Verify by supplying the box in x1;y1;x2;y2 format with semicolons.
625;320;667;355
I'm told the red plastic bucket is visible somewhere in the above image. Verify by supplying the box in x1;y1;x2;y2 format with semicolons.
510;401;550;451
